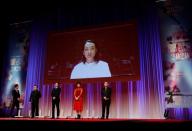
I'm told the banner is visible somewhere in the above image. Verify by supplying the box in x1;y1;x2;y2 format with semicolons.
159;1;192;108
1;22;31;109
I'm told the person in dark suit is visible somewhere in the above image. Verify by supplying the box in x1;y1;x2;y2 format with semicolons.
30;85;41;118
51;82;61;118
10;84;20;117
101;81;112;119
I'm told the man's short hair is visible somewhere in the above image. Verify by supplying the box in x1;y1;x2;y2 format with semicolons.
14;84;19;88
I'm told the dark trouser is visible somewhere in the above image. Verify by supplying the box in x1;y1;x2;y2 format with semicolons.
10;101;19;117
31;102;39;118
164;108;169;119
52;100;60;118
102;100;111;119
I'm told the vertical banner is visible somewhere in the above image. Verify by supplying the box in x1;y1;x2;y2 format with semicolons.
159;1;192;108
1;22;31;110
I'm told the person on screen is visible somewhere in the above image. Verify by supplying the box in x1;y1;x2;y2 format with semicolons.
101;81;112;119
51;82;61;119
70;40;111;79
73;82;84;119
10;84;20;117
29;85;41;118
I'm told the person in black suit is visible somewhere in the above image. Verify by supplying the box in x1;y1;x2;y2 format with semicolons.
101;81;112;119
30;85;41;118
10;84;20;117
51;82;61;118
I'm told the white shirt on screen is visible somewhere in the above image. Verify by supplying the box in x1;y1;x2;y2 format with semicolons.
70;60;111;79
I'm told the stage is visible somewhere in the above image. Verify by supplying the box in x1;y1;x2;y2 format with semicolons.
0;117;192;129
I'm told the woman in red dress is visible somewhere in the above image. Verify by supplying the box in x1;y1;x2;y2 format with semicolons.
73;82;83;119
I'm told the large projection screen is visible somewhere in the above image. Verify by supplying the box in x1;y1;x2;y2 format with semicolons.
44;20;140;83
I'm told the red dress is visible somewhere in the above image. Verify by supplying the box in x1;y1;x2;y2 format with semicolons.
73;87;83;112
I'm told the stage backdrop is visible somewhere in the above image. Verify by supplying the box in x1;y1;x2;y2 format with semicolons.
22;9;167;119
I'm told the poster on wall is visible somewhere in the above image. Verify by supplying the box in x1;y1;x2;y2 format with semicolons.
160;17;192;108
1;22;31;110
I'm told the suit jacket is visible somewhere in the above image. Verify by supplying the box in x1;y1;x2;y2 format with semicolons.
30;90;41;103
101;87;112;101
51;87;61;101
12;89;20;103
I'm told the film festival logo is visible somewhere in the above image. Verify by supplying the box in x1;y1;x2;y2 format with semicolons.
166;31;192;60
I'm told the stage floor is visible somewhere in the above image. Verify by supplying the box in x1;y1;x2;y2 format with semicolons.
0;117;192;129
0;117;189;121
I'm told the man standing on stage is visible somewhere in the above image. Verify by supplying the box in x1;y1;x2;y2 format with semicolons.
51;82;61;119
101;81;112;119
10;84;20;117
30;85;41;118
